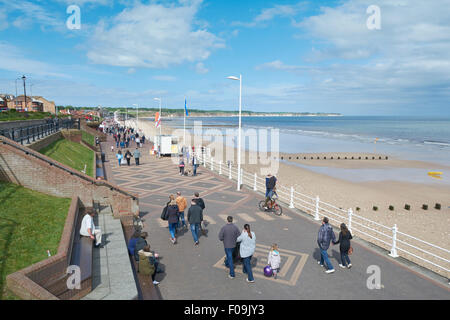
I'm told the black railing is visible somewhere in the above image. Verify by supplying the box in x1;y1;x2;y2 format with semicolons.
0;118;80;145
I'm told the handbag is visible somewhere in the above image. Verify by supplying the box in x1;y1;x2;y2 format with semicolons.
160;205;168;220
348;246;353;255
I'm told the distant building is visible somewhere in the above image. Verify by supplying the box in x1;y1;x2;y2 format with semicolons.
33;96;56;114
0;96;8;112
0;94;57;113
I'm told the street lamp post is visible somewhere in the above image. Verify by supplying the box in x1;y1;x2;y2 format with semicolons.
227;74;242;191
22;75;27;112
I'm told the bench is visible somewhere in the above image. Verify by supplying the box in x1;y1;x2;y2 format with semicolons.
42;209;93;300
123;224;161;300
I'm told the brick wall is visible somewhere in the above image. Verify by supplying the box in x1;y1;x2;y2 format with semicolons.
0;135;139;216
27;132;63;151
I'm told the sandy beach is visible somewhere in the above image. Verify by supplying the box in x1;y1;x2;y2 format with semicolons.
124;118;450;276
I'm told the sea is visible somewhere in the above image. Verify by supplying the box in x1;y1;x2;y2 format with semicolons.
149;115;450;185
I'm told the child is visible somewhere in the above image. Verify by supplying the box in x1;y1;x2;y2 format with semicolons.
267;243;281;279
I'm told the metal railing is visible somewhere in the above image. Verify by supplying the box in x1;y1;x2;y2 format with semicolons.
0;118;79;145
195;147;450;278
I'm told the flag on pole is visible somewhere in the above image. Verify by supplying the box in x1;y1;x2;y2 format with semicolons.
184;98;189;116
155;112;161;128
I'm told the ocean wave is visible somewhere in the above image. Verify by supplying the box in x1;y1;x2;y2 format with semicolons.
423;141;450;147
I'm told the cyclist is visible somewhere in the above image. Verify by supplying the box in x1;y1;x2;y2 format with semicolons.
264;186;278;210
264;174;277;209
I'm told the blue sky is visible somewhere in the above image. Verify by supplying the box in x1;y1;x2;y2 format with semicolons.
0;0;449;115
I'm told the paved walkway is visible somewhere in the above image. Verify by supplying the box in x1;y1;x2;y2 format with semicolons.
102;135;450;300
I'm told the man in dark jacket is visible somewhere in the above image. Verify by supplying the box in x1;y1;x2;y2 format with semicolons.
134;232;148;261
188;200;203;245
263;174;277;209
218;216;241;279
317;217;336;273
192;192;205;210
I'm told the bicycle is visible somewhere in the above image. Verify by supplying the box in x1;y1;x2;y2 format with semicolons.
258;197;283;216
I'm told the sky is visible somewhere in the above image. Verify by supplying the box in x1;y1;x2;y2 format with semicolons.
0;0;449;116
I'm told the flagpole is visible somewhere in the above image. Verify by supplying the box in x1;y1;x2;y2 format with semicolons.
184;97;186;147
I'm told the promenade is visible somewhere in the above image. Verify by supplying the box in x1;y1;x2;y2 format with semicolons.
102;136;450;300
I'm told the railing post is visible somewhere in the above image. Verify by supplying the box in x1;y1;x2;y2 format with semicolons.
229;162;232;180
314;196;320;220
211;157;214;171
289;186;295;208
389;224;399;258
32;126;36;142
26;127;30;144
238;168;243;190
253;173;257;191
219;161;222;175
348;208;353;232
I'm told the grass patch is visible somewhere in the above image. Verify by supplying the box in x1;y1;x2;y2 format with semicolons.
39;138;94;177
0;111;71;122
0;181;71;300
81;130;95;147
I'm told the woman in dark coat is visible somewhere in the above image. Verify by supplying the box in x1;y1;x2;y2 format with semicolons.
333;223;353;269
166;195;180;244
125;150;133;166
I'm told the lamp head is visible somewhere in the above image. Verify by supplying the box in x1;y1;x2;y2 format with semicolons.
227;76;239;81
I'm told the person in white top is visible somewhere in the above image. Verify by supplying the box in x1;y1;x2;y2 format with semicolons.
80;210;102;247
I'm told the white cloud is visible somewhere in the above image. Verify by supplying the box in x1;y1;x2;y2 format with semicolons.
195;62;209;74
152;75;177;81
0;0;63;31
0;42;69;78
86;1;224;68
254;0;450;114
232;2;306;27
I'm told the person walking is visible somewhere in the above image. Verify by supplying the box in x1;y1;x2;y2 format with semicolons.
218;216;241;279
236;224;256;283
179;157;185;176
136;136;140;148
133;147;141;166
116;150;123;166
192;192;205;210
333;223;353;269
120;139;125;149
192;155;198;176
317;217;336;274
125;150;133;166
187;200;203;245
176;192;188;230
166;195;180;244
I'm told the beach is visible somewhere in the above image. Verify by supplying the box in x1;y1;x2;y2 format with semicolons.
123;117;450;275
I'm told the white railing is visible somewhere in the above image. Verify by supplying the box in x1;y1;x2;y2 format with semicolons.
199;149;450;278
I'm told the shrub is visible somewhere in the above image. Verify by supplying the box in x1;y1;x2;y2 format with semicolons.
435;203;441;210
389;205;394;211
356;207;360;211
422;204;428;210
404;204;411;210
373;206;378;211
